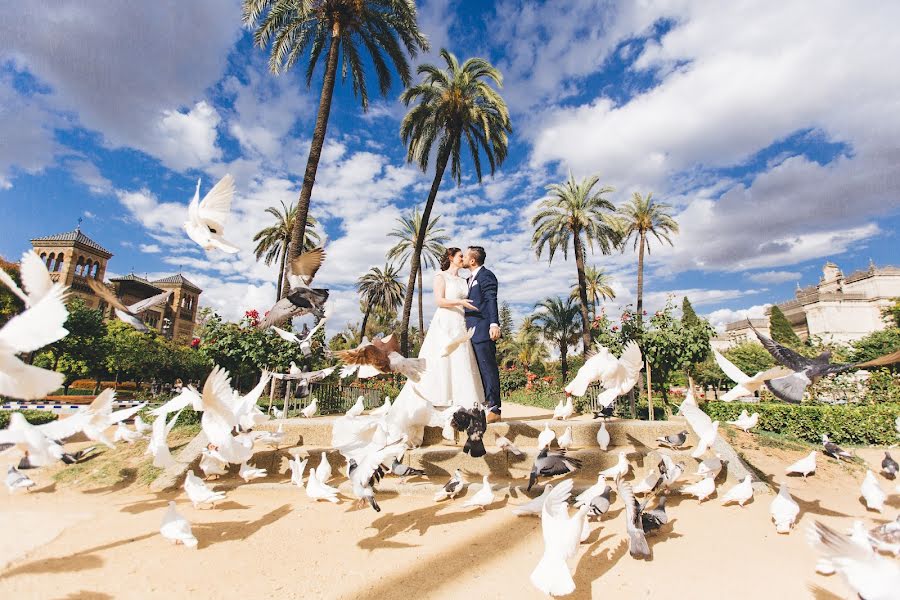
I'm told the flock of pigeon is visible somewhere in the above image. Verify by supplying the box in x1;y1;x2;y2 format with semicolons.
1;174;899;597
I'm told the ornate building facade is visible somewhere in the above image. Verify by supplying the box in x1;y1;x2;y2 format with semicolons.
30;229;202;344
716;261;900;348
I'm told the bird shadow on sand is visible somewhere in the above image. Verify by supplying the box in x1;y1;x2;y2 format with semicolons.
792;496;850;520
80;468;138;495
53;591;113;600
33;481;57;494
356;497;510;551
117;492;174;515
193;504;292;549
0;533;156;580
569;536;629;600
808;584;844;600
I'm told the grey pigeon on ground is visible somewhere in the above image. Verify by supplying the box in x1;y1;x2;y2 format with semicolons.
587;485;612;519
641;496;668;534
656;430;688;449
527;447;583;491
822;434;853;461
881;452;898;480
6;465;35;493
618;480;651;559
390;457;425;478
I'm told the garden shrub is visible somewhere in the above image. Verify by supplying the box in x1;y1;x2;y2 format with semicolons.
0;410;58;429
703;401;900;445
499;368;527;394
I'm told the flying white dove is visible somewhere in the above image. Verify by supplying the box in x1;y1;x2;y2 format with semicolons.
727;409;759;432
0;250;57;307
861;470;887;512
198;367;253;465
6;465;36;493
808;520;900;600
557;427;573;450
512;482;564;517
183;174;239;253
239;462;267;483
462;475;495;510
0;278;68;400
39;390;146;449
300;397;318;419
0;413;67;467
199;448;228;479
553;397;574;420
721;475;754;507
434;469;465;502
678;390;719;458
88;280;171;332
271;318;327;356
770;483;800;533
184;470;226;508
151;386;203;417
596;421;610;451
347;438;408;511
315;452;332;484
599;451;630;481
146;409;183;469
443;326;475;357
160;501;198;548
289;454;308;488
530;476;589;596
565;341;642;407
113;421;145;444
785;451;817;478
346;396;365;418
537;424;556;450
714;350;792;402
680;476;716;502
496;436;523;456
369;397;392;417
305;467;339;503
133;414;152;435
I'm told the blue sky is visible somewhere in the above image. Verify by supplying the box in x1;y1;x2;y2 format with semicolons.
2;0;899;335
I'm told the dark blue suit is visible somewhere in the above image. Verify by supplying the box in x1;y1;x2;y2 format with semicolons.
465;267;501;414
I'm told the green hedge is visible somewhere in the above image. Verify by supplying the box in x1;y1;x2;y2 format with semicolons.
703;401;900;445
0;410;59;429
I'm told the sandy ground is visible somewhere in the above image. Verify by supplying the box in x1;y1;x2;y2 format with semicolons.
1;420;898;599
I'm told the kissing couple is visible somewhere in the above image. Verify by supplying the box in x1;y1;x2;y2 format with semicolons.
384;246;502;447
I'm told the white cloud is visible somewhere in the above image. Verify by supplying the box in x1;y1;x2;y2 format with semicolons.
747;270;801;284
704;303;771;333
139;244;161;254
0;77;59;188
150;101;222;170
65;158;113;195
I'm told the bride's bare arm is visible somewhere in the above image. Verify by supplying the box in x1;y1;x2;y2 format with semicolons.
434;274;476;309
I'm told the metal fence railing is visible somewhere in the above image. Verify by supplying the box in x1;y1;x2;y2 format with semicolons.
274;381;388;418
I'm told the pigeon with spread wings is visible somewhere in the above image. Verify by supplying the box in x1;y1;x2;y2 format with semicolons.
183;174;239;253
258;249;329;329
565;341;643;407
88;280;171;332
336;334;426;382
714;350;792;402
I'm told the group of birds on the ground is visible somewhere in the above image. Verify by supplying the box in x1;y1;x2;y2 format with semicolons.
1;174;899;596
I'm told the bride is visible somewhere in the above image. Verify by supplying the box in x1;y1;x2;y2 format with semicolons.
385;247;485;446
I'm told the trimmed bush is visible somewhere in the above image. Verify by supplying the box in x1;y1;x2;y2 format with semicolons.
0;410;59;429
499;368;527;394
703;401;900;445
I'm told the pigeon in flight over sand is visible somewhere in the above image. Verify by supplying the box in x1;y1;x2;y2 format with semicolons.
565;341;642;408
618;480;651;559
678;390;719;458
183;174;239;253
434;469;465;502
337;334;426;382
527;447;582;491
714;349;791;402
869;516;900;557
512;481;568;517
6;465;36;493
785;451;817;478
808;520;900;600
721;475;754;507
160;501;198;548
881;451;898;480
530;477;589;596
640;496;668;534
822;434;853;461
146;409;183;469
750;321;856;403
88;280;171;332
271;318;327;356
257;249;329;328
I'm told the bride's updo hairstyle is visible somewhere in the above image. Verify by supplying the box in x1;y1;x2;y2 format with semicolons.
440;247;461;271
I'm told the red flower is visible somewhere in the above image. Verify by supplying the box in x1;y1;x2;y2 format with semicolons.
191;338;200;348
612;325;618;331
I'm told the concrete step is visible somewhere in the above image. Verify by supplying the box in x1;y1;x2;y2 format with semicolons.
253;416;698;449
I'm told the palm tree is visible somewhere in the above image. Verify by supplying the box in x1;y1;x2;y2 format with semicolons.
252;201;321;299
531;297;581;381
356;263;404;339
569;266;615;318
387;209;449;343
532;173;619;352
397;49;511;354
615;192;679;326
511;316;548;369
243;0;428;265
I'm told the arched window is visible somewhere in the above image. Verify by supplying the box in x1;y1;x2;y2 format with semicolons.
40;252;47;266
54;253;64;272
85;260;93;279
47;253;55;269
76;256;85;276
93;262;101;278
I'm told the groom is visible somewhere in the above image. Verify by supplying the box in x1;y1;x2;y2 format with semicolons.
463;246;502;423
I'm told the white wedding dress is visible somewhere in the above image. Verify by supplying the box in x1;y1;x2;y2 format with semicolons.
386;270;484;446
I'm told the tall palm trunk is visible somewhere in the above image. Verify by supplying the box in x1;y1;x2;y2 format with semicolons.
636;230;646;327
560;342;568;381
417;259;424;343
572;232;592;352
400;148;451;355
360;304;372;341
288;24;341;263
276;240;288;300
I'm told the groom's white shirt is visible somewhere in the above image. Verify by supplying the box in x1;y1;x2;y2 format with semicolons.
467;265;498;330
